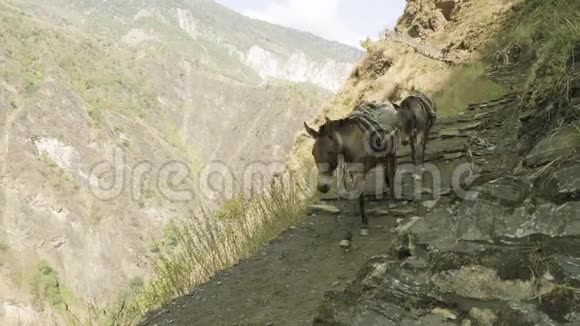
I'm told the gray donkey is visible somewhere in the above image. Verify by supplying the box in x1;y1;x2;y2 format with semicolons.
395;92;437;179
305;101;400;247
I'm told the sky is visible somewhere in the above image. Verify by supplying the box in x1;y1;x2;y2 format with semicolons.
214;0;407;48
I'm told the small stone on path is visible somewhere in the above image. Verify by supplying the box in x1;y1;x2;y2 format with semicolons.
340;240;351;248
368;208;389;216
308;204;341;215
390;207;415;217
422;199;439;210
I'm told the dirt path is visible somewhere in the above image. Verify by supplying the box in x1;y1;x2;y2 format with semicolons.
141;94;520;326
142;199;401;326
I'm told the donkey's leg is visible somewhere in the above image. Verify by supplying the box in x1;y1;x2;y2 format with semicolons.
340;198;355;249
386;155;398;200
415;131;427;180
410;135;422;180
409;135;417;166
419;130;428;170
359;193;369;236
422;128;431;167
341;172;362;247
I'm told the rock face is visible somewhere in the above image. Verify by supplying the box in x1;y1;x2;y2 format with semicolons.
435;0;460;20
244;46;354;92
396;0;465;38
525;126;580;167
552;164;580;200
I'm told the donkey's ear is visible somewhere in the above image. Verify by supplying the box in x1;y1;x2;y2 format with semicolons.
325;116;331;123
393;103;401;110
304;122;319;138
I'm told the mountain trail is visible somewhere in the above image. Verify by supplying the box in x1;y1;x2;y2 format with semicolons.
141;91;514;326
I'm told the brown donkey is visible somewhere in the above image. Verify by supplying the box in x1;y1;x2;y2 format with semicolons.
396;92;437;179
304;102;400;246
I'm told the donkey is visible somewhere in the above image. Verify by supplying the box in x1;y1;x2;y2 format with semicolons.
395;92;437;179
304;101;400;246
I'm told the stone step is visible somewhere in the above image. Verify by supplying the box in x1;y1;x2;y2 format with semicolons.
398;136;466;159
432;120;482;133
467;95;518;110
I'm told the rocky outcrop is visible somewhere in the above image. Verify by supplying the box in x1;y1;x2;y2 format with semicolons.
315;243;578;325
524;126;580;167
396;0;465;38
243;46;354;92
315;172;580;325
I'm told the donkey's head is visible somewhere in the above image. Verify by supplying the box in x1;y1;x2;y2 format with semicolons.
304;120;342;194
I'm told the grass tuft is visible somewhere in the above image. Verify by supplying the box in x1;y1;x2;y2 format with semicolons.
432;63;507;118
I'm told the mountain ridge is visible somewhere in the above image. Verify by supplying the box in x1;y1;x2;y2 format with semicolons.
8;0;363;91
0;1;363;324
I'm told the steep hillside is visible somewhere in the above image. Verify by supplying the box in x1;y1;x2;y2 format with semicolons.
0;1;361;325
8;0;361;91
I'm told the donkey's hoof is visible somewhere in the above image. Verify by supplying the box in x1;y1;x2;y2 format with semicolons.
360;228;369;236
339;240;351;248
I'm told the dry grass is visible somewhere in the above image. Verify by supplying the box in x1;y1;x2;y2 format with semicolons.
65;174;312;325
432;63;507;118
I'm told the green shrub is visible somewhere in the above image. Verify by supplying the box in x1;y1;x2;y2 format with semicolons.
163;224;179;248
213;193;247;220
31;260;73;312
23;69;44;95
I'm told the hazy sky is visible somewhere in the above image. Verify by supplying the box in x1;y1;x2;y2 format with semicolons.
215;0;407;47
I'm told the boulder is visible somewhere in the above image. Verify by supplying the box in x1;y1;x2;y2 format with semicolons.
525;126;580;167
553;164;580;199
506;202;580;238
456;198;505;241
455;176;563;241
479;176;532;206
553;255;580;281
458;198;580;240
429;10;448;31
